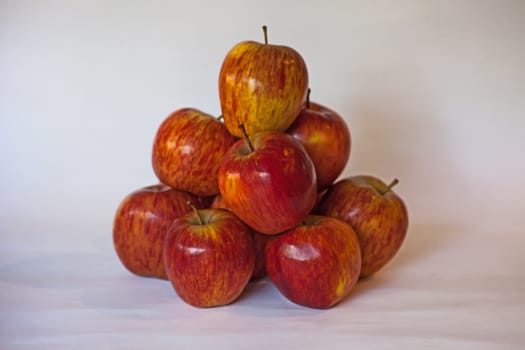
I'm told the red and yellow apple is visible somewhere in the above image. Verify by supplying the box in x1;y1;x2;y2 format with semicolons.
218;26;308;137
163;207;255;307
218;130;317;235
113;184;207;279
287;92;351;191
318;175;409;277
265;215;362;309
152;108;236;196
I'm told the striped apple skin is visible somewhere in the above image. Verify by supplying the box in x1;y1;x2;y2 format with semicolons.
218;131;317;235
265;215;362;309
163;209;255;307
287;102;351;192
318;176;409;277
113;184;207;279
152;108;236;196
218;40;308;138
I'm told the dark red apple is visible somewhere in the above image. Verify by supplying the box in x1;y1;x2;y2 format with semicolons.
112;184;207;279
265;215;361;309
163;207;255;307
152;108;236;196
318;175;409;277
219;26;308;138
287;90;351;191
310;189;328;215
218;129;317;235
211;194;272;281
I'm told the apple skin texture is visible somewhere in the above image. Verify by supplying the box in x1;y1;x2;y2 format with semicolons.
219;38;308;138
319;175;409;277
218;131;317;235
163;209;255;307
152;108;236;197
113;184;207;279
288;102;351;191
211;194;272;281
265;215;362;309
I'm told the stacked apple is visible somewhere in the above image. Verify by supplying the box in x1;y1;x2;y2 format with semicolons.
113;26;408;309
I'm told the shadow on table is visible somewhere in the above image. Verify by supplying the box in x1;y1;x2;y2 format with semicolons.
340;221;465;306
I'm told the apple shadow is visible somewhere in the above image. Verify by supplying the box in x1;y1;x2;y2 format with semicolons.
338;221;465;307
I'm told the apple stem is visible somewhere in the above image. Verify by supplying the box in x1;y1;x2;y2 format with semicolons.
239;124;254;152
306;88;311;108
380;178;399;195
187;201;204;225
262;25;268;45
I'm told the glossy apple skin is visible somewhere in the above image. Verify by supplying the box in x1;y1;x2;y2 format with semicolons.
152;108;236;196
287;102;351;191
211;194;272;281
218;131;317;235
318;175;409;277
218;38;308;138
113;184;207;279
164;209;255;307
265;215;361;309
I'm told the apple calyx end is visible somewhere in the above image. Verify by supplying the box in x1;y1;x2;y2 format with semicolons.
238;124;255;153
187;201;204;225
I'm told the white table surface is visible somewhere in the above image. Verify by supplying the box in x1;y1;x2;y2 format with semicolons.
2;218;523;350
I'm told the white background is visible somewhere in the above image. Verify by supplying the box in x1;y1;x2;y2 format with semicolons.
1;1;524;349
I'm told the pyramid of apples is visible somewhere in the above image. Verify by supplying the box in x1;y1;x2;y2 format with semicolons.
113;26;408;309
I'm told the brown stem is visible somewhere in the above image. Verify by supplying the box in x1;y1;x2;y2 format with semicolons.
379;178;399;195
187;201;204;225
262;25;268;45
306;88;311;108
238;124;254;152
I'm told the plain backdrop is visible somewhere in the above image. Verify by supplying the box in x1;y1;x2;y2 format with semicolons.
1;0;525;229
1;1;524;349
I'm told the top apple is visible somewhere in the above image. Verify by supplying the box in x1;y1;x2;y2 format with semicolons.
218;26;309;138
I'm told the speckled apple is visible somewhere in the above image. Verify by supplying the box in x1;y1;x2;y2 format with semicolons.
265;215;362;309
112;184;207;279
218;130;317;235
163;208;255;307
218;26;308;138
288;98;351;191
318;175;409;277
152;108;236;197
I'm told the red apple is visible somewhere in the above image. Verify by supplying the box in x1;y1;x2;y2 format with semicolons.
152;108;236;196
218;129;317;235
287;90;351;191
210;193;230;211
163;207;255;307
318;175;409;277
211;194;272;281
265;215;362;309
112;184;207;279
219;26;308;138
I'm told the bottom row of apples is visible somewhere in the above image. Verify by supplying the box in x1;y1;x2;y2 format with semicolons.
113;175;408;309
